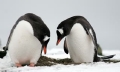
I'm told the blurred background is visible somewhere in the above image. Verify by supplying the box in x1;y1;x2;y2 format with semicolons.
0;0;119;50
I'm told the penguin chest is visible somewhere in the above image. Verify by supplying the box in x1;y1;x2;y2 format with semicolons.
66;23;94;63
8;21;42;64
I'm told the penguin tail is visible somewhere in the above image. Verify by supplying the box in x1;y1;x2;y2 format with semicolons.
98;54;115;61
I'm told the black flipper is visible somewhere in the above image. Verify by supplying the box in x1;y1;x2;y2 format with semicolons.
64;38;68;54
85;28;100;62
0;46;7;58
0;51;7;58
93;49;99;62
85;28;97;50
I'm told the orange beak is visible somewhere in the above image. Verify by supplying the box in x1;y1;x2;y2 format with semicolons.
43;46;47;54
56;39;61;45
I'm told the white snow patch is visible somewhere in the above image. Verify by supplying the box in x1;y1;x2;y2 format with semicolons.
0;48;120;72
43;48;70;59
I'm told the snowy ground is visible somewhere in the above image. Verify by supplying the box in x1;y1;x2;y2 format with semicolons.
0;48;120;72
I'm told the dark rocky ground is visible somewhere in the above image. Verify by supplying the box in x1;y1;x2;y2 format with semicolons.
36;56;73;66
36;56;120;66
36;45;120;66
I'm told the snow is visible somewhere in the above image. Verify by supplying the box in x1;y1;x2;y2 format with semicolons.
0;48;120;72
2;63;120;72
44;48;70;59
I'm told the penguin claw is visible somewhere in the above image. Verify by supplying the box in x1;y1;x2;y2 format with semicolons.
16;63;22;67
29;63;35;67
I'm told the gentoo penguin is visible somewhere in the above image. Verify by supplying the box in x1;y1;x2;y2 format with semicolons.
5;13;50;67
56;16;114;63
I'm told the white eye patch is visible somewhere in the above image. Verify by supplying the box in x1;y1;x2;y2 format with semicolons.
57;28;63;34
43;36;50;41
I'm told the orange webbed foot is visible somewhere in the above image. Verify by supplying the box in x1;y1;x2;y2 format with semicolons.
29;63;35;67
16;63;22;67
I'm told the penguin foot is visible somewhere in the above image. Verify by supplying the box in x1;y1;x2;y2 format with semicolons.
16;63;22;67
29;63;35;67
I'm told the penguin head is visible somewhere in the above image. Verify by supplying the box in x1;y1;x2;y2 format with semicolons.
35;24;50;54
56;16;87;45
24;13;51;54
56;17;75;45
41;34;50;54
56;28;65;45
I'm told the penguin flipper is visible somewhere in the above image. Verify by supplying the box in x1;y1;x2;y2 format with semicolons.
64;38;68;54
88;29;97;48
93;49;99;62
0;49;7;58
86;28;97;50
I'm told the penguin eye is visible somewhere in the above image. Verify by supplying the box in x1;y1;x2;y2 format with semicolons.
43;35;50;41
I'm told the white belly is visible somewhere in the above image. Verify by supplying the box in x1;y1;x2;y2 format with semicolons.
8;20;42;64
66;23;94;63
